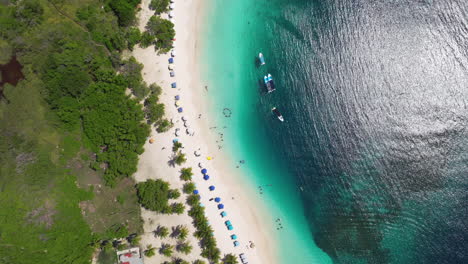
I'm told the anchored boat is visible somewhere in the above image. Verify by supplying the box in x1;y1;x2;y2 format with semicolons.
264;73;276;93
259;53;265;65
272;107;284;122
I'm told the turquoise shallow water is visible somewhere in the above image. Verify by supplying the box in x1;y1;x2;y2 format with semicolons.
201;0;332;263
201;0;468;263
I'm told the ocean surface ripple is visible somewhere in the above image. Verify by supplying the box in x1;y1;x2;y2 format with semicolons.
261;0;468;263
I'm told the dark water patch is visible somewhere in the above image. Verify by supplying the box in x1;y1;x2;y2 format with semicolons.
254;0;468;262
0;56;24;102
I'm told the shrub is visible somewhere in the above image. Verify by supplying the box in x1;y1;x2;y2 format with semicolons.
157;118;173;133
145;16;175;53
144;94;165;124
136;179;179;213
126;27;141;50
149;0;170;14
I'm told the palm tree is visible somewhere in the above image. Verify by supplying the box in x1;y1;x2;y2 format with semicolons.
173;141;183;152
180;167;193;181
172;202;185;215
174;151;187;165
176;240;193;255
222;253;239;264
183;182;196;194
154;225;169;238
144;244;156;257
171;225;181;238
159;243;174;257
179;226;189;240
193;260;207;264
186;194;200;206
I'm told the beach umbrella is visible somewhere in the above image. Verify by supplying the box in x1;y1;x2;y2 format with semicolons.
170;71;175;77
228;225;233;231
194;150;201;156
231;234;237;240
175;101;181;107
220;211;227;217
169;3;175;9
178;107;183;113
171;50;176;57
200;203;204;207
183;120;189;127
171;82;177;88
198;162;204;168
170;18;175;24
201;168;207;174
149;138;155;144
214;197;221;203
175;95;180;100
203;175;209;180
175;129;180;137
207;156;212;160
169;58;174;64
218;204;224;209
181;116;187;121
193;190;199;195
234;241;239;247
209;185;215;191
169;11;174;17
168;64;174;70
186;128;194;135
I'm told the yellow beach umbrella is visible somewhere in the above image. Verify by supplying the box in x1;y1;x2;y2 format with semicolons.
149;138;155;144
206;156;212;160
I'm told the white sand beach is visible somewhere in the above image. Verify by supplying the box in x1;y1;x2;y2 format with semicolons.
132;0;278;263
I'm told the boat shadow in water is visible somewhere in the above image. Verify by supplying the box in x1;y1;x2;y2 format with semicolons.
257;79;269;95
254;56;263;68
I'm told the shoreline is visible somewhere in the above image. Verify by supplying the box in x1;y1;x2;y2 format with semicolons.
132;0;278;263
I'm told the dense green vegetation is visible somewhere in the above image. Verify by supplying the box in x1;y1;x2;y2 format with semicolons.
0;0;152;263
180;167;194;181
186;195;221;263
149;0;170;14
136;179;183;213
143;15;175;53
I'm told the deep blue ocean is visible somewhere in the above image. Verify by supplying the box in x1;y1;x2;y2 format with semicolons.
204;0;468;263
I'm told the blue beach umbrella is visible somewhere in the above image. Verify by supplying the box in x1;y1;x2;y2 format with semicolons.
214;197;221;203
178;107;183;113
203;175;210;180
171;82;177;88
231;234;237;240
234;240;239;247
220;211;227;217
209;185;215;191
201;168;207;174
218;204;224;209
170;71;175;77
175;95;180;100
169;58;174;63
172;138;179;143
193;190;199;195
228;225;233;231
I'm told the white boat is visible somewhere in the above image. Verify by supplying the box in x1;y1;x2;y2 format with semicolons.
259;53;265;65
264;73;276;93
272;107;284;122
